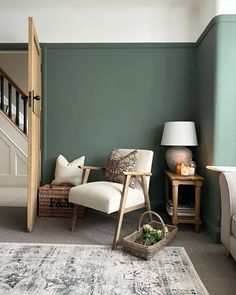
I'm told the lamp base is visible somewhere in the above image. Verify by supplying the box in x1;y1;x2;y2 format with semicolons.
166;147;193;171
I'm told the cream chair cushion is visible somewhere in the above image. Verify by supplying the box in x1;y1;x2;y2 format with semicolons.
69;181;144;214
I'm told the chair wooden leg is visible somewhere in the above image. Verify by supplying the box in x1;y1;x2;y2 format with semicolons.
70;169;89;232
112;175;131;250
70;205;79;231
141;175;152;221
112;209;125;250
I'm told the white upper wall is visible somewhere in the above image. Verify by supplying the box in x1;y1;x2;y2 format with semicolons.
197;0;217;35
0;53;27;93
0;0;198;43
0;0;235;43
198;0;236;35
216;0;236;14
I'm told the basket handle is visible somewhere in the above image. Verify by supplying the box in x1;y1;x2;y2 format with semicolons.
138;211;166;232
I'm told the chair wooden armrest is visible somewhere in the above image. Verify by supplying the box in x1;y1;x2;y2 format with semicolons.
123;171;152;176
79;165;106;171
79;165;106;185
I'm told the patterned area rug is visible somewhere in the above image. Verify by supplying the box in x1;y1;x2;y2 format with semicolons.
0;243;208;295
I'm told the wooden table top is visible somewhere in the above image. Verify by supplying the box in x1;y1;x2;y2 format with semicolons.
165;170;204;181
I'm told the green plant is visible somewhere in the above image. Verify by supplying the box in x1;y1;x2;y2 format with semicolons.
140;224;168;246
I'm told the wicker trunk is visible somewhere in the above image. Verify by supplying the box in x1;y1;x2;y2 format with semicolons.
38;184;85;218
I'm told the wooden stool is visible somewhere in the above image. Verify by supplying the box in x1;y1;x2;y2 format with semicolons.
165;170;204;232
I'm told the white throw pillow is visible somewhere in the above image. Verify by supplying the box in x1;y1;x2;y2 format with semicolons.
53;155;85;186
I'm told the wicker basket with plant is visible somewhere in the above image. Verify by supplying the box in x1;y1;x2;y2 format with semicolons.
121;211;177;259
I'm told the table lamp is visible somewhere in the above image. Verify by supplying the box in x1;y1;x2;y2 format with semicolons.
161;121;198;171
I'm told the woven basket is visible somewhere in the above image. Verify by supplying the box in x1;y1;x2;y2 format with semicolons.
38;183;86;218
121;211;177;259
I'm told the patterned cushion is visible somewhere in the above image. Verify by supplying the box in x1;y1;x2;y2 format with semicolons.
105;149;137;188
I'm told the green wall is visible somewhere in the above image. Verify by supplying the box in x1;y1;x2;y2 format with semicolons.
42;44;197;209
41;16;236;242
195;18;220;241
195;15;236;242
214;19;236;163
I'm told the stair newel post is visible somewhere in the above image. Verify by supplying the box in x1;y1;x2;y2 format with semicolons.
15;91;20;126
8;83;12;119
22;95;28;134
0;75;4;111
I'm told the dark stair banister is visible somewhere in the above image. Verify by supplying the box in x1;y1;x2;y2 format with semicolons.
22;95;28;134
0;74;4;110
0;67;28;135
15;91;20;127
8;82;12;119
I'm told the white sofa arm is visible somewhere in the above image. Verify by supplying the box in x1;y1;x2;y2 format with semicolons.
219;172;236;249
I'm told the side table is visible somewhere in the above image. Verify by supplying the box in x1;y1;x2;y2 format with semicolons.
165;170;204;232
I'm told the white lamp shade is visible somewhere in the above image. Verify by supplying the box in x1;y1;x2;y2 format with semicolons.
161;121;198;146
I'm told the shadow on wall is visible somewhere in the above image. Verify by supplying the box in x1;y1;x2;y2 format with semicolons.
195;19;219;242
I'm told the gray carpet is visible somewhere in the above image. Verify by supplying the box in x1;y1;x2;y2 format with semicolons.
0;207;236;295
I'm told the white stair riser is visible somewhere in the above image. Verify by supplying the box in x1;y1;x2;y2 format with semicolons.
0;111;28;187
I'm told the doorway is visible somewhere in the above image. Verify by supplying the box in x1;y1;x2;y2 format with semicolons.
0;17;42;232
0;51;28;207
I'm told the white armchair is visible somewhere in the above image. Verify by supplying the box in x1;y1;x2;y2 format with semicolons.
69;149;154;249
219;172;236;260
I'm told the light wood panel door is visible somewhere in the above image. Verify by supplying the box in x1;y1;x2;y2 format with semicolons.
27;17;41;232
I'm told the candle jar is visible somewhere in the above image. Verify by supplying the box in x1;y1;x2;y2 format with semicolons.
187;160;196;176
180;163;189;176
175;163;181;175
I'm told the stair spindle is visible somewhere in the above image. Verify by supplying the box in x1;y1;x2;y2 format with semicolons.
15;91;20;126
0;75;4;110
22;96;28;134
8;83;12;119
0;67;28;136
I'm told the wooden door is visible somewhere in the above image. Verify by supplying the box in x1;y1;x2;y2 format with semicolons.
27;17;41;232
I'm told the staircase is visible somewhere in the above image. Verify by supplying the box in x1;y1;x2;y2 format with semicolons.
0;67;28;207
0;67;28;134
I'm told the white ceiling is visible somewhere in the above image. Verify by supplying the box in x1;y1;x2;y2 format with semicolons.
0;0;235;43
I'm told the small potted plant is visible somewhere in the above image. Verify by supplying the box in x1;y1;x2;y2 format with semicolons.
140;224;168;246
